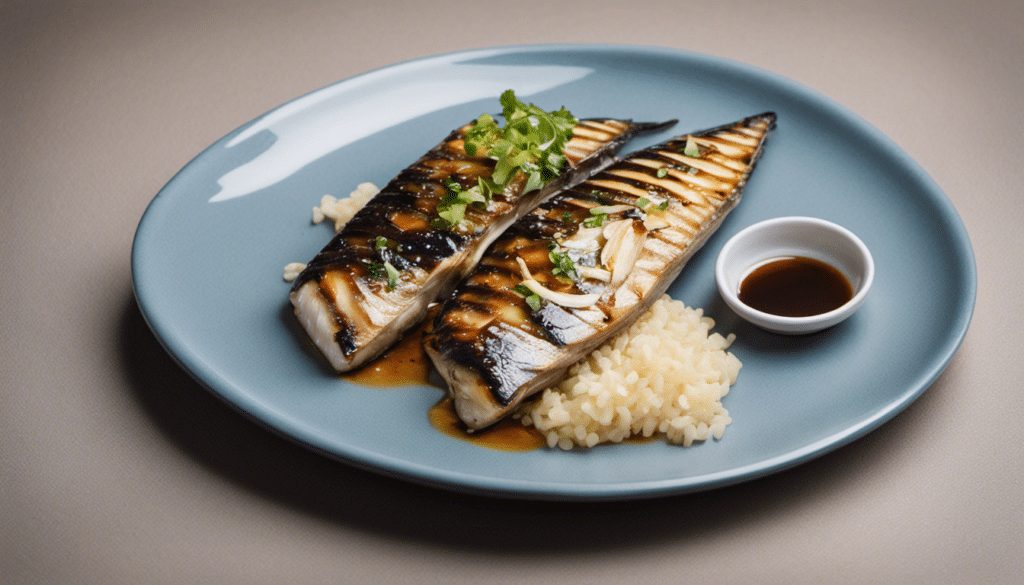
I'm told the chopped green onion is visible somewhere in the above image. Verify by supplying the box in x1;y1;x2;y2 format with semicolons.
512;283;542;311
524;293;543;311
683;135;700;157
463;90;578;199
433;178;487;230
634;196;670;213
583;207;609;228
383;261;400;290
368;260;400;290
548;243;579;281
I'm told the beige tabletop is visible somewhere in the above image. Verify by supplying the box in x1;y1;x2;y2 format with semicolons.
3;1;1022;583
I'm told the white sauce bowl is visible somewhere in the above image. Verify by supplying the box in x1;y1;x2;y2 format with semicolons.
715;216;874;334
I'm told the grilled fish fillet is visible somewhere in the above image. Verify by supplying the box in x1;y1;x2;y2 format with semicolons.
290;117;675;372
423;113;776;430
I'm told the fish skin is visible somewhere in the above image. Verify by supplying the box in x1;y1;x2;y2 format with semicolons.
290;117;676;372
424;113;777;430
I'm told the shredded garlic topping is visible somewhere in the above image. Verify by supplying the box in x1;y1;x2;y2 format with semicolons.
577;265;612;282
516;257;601;308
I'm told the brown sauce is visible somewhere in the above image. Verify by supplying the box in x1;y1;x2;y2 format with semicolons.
428;397;548;452
429;397;658;451
339;323;434;387
738;256;853;317
339;324;547;451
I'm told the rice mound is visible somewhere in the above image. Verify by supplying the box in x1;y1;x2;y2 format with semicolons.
515;296;741;450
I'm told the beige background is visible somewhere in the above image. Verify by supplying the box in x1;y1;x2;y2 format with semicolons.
2;1;1021;583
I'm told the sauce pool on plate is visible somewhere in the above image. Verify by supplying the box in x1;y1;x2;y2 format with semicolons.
340;331;675;451
340;322;548;451
429;398;548;452
738;256;853;317
339;323;433;387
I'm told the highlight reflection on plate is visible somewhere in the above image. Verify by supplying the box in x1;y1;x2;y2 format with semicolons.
131;44;975;501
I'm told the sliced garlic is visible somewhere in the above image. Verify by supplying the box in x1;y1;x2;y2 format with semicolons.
601;220;634;267
643;215;670;230
600;219;648;292
558;226;604;252
515;256;601;308
577;265;612;282
520;280;601;308
516;256;534;280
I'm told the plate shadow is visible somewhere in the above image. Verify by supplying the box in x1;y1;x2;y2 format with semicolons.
118;287;944;553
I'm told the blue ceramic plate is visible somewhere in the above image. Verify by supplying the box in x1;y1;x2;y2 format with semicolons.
131;45;975;501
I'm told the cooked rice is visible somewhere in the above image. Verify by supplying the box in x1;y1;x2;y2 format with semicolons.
282;262;306;282
283;182;379;282
515;296;741;449
312;182;379;231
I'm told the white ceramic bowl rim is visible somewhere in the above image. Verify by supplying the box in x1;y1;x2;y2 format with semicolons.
715;216;874;333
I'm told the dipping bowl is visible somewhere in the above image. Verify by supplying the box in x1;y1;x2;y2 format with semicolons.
715;216;874;334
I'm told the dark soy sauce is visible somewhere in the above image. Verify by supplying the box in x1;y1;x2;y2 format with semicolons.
738;256;853;317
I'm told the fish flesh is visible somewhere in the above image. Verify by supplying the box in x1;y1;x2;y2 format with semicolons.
425;113;776;430
423;113;776;430
290;117;675;372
